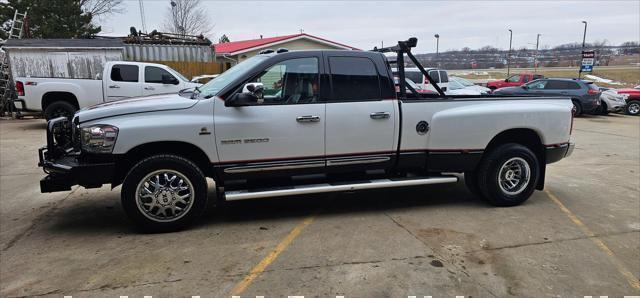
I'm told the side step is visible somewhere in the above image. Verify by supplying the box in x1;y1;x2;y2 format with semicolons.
224;176;458;201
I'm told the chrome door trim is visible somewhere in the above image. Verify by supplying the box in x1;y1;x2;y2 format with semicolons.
370;112;391;119
224;160;325;174
326;156;390;166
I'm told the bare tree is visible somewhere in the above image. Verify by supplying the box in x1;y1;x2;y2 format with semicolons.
80;0;125;18
162;0;213;37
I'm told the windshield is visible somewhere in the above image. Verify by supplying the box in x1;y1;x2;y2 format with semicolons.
198;55;269;98
449;79;465;90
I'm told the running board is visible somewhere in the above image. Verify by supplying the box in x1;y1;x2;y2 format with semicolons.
224;176;458;201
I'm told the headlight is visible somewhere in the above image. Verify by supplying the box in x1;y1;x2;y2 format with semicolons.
81;125;119;153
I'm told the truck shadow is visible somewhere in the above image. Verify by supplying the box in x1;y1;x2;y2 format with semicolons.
44;179;488;235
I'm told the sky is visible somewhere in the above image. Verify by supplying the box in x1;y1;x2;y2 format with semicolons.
99;0;640;54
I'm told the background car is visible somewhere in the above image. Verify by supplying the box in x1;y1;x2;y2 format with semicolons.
615;86;640;115
597;87;628;115
493;78;601;116
451;76;491;94
394;77;437;96
486;73;545;90
392;67;449;92
446;78;482;95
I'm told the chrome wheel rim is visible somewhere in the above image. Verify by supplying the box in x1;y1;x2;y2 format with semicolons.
498;157;531;196
135;169;194;222
629;103;640;114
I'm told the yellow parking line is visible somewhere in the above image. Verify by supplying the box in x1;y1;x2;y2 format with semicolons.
545;189;640;289
229;215;316;296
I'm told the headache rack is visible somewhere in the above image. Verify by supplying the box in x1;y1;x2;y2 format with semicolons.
372;37;446;99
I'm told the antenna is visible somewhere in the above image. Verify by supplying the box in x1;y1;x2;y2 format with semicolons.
138;0;147;33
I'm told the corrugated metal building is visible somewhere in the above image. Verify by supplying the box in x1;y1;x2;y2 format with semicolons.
2;39;124;79
2;38;218;80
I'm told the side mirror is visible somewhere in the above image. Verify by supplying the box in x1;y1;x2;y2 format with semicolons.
521;85;528;89
162;74;179;85
505;79;509;82
225;83;264;107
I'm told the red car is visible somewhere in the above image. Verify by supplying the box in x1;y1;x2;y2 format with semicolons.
486;73;545;91
616;86;640;116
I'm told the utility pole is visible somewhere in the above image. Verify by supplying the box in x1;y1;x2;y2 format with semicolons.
534;34;541;73
434;34;440;68
507;29;513;76
138;0;147;33
579;21;588;78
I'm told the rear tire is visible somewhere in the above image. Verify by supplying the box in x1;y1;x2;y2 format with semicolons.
571;100;582;117
44;101;76;120
477;143;539;207
626;100;640;116
121;154;208;232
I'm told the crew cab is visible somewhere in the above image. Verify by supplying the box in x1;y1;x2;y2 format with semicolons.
38;38;574;231
14;61;200;120
486;73;545;90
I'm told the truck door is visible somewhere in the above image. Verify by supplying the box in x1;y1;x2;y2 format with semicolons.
324;55;397;172
143;66;183;96
104;64;143;101
213;56;326;177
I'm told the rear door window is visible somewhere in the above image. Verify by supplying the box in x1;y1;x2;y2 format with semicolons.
428;70;440;83
329;57;381;101
110;64;139;82
405;72;423;84
545;80;568;89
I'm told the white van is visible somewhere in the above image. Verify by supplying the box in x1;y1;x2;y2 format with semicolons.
392;67;449;92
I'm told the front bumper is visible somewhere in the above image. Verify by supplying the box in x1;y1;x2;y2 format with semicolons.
39;147;116;192
545;142;574;164
38;117;116;193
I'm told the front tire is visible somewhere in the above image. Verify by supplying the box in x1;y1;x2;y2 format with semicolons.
121;154;208;232
626;100;640;116
477;143;539;207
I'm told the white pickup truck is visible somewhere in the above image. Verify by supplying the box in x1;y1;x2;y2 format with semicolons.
38;38;574;231
14;61;200;119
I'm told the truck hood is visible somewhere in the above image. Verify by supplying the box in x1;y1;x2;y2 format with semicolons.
77;94;198;123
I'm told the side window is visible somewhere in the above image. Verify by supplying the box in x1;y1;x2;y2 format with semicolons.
145;66;176;84
428;70;440;83
506;75;521;83
544;80;565;89
527;80;547;89
439;71;449;83
405;72;423;84
567;82;581;89
523;75;530;83
110;64;138;82
249;57;319;104
329;57;380;101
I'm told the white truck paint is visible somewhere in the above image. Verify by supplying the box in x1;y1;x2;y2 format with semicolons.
39;45;574;231
14;61;200;119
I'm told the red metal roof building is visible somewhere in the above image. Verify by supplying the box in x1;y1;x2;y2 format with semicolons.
214;33;358;67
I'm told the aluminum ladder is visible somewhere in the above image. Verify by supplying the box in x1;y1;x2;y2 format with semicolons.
0;10;27;118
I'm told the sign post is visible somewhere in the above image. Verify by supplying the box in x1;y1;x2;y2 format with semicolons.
579;50;595;78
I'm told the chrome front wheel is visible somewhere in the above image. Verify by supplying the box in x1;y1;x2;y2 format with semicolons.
135;170;195;222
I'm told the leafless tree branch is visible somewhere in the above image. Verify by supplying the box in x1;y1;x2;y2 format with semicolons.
162;0;213;37
80;0;125;17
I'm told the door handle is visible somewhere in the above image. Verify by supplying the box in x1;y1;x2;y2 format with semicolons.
108;85;120;89
144;86;155;90
370;112;390;119
296;115;320;122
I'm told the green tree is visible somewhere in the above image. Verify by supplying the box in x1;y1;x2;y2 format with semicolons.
0;0;104;39
218;34;230;43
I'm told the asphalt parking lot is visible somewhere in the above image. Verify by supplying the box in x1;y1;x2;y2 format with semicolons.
1;115;639;297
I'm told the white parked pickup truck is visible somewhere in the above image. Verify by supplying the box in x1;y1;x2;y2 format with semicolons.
14;61;200;119
38;38;574;231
